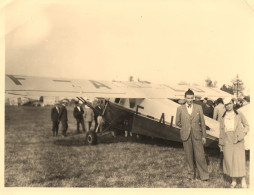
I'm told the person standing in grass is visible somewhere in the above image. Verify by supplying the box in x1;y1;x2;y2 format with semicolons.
51;103;60;136
84;104;94;132
73;101;85;133
175;89;209;181
59;100;68;137
219;97;249;188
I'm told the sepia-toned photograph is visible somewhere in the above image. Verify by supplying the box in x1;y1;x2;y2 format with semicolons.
1;0;253;190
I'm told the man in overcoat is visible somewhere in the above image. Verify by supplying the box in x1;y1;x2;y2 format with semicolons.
73;101;85;133
175;89;209;181
51;103;60;136
59;100;68;136
84;105;94;132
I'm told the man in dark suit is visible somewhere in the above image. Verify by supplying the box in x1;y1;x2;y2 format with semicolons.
59;100;68;137
73;101;85;133
175;89;209;181
51;103;60;136
203;97;214;118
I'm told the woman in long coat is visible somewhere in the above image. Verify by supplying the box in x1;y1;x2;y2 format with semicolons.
84;105;94;132
219;97;249;188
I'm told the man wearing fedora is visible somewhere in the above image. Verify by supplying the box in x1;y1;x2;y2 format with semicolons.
176;89;209;181
73;101;85;133
51;103;60;136
59;100;68;137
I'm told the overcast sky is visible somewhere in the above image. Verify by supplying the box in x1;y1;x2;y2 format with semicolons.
4;0;254;89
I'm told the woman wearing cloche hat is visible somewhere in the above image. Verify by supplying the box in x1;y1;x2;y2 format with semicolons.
219;97;249;188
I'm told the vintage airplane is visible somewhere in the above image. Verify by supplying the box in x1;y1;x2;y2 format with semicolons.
5;74;249;150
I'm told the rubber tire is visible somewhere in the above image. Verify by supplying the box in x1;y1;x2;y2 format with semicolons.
86;130;97;145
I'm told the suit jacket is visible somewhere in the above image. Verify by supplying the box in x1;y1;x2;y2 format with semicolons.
73;106;84;119
84;107;94;122
175;103;206;141
203;102;214;117
219;110;249;145
51;106;60;122
59;105;68;121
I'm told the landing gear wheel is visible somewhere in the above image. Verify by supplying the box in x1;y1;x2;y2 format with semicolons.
86;130;97;145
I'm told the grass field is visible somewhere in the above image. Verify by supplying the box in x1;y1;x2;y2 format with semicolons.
5;106;249;187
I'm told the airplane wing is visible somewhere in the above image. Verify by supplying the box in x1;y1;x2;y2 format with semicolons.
5;74;231;99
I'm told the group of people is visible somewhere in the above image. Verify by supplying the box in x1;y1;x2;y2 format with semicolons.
51;92;249;188
193;95;248;119
176;89;249;188
51;100;68;137
51;100;104;137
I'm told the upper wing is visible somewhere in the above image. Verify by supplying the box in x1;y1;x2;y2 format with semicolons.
5;74;231;99
5;74;128;98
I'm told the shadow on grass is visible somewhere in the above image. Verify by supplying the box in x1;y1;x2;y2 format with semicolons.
53;131;184;149
132;135;183;148
53;138;86;147
52;131;250;163
95;131;184;149
53;134;87;147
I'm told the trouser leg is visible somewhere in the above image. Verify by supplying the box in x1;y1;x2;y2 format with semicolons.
85;122;89;132
94;118;98;131
97;116;103;133
61;121;68;136
66;122;68;135
89;121;92;130
191;132;209;180
80;118;85;132
219;152;223;170
52;122;55;136
52;121;58;136
56;121;59;136
182;135;195;177
62;122;65;135
76;119;80;133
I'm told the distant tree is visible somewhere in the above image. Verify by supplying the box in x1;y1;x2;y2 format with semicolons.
205;78;217;88
232;74;245;98
220;84;234;95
